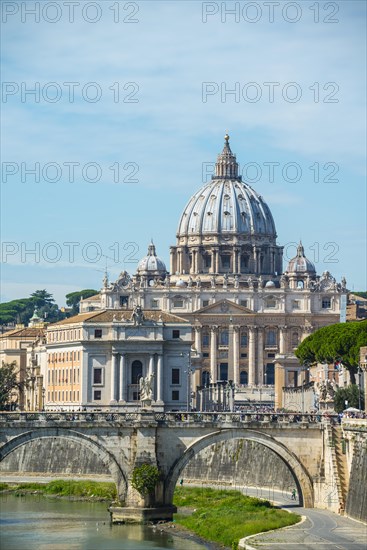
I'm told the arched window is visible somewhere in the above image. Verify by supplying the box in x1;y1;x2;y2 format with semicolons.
202;370;210;386
297;280;304;289
240;371;248;385
131;360;143;384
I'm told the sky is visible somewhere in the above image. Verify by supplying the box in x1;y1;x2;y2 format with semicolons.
1;0;366;306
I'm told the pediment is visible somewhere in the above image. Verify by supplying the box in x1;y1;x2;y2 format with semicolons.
194;299;253;315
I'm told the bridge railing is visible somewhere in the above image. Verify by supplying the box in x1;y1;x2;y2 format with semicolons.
0;411;339;425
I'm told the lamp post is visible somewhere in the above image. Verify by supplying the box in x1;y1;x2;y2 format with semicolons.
358;364;362;411
182;351;194;412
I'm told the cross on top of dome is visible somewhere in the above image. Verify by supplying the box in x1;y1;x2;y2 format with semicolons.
214;133;241;180
147;239;157;256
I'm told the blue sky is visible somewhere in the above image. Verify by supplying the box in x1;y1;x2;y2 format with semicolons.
1;1;366;306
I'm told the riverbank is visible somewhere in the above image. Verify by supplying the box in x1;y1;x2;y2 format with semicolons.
0;479;117;502
0;481;301;550
172;487;301;550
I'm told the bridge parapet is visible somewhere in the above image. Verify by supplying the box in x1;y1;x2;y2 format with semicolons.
0;411;336;428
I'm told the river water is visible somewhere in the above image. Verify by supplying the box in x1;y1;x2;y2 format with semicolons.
0;495;207;550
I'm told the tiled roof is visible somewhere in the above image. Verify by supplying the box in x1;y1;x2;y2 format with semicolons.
48;312;103;327
80;294;101;301
0;327;46;339
49;310;189;327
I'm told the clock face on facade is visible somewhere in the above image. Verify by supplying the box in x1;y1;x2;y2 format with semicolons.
117;271;131;289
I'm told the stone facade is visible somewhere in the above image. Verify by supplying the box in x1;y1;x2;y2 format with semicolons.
45;308;192;411
79;136;347;408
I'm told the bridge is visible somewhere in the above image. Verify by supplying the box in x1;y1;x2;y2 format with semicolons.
0;411;362;522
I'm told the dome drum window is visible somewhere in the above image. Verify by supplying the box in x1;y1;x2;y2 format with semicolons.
265;296;277;309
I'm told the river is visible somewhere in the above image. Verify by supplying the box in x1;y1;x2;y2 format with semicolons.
0;494;207;550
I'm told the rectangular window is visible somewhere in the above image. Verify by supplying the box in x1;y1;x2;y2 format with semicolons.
119;295;128;307
172;390;179;401
93;368;103;385
204;255;212;268
293;300;300;309
172;330;180;339
240;300;248;307
220;330;229;346
219;363;228;381
94;390;102;401
240;353;247;358
173;299;184;308
268;353;275;358
202;333;209;347
240;333;248;347
322;298;331;309
171;368;180;385
203;352;209;358
94;329;102;338
151;299;159;308
202;300;209;307
221;255;230;268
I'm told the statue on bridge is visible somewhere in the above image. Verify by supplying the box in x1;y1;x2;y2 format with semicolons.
139;373;154;402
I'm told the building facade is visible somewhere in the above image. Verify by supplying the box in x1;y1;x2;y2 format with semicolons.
79;135;347;409
45;309;192;411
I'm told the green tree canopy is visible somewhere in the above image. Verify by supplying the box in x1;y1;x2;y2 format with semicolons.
66;290;98;315
0;361;22;410
333;384;364;413
295;320;367;384
0;290;64;326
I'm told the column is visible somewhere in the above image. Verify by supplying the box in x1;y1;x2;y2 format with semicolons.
215;250;220;273
210;326;218;382
156;354;164;403
170;248;176;274
233;326;240;385
178;249;182;273
274;360;286;410
237;249;242;273
119;353;126;402
196;248;201;273
248;327;256;385
111;353;118;402
194;326;202;354
253;246;258;274
279;326;286;354
232;248;238;274
149;354;155;400
257;328;264;385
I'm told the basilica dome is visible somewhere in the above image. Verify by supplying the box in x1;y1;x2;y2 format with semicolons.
137;241;167;274
286;242;316;274
177;135;276;239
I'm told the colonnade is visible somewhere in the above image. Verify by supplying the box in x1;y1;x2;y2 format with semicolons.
110;352;164;403
194;324;289;386
170;244;281;275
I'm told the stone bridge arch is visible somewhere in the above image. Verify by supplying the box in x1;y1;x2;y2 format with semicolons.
0;428;128;501
165;429;314;507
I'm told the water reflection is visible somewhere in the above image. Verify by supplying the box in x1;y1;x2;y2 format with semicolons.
0;495;205;550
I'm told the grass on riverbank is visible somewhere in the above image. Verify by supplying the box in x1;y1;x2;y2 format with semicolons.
173;487;301;550
0;479;117;501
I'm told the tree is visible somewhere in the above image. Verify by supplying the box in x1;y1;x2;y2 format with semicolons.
295;320;367;384
131;464;160;496
66;290;98;315
0;361;23;410
333;385;364;413
30;290;55;308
